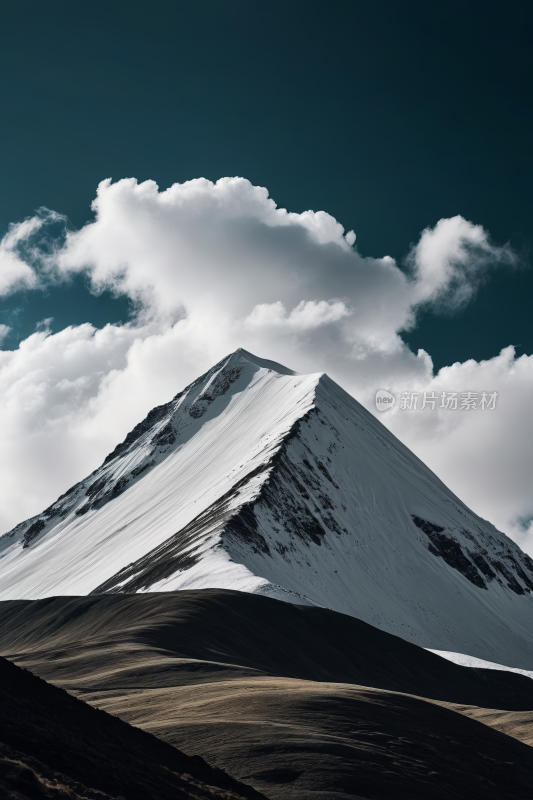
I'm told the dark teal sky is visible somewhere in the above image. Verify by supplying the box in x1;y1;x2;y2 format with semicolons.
1;0;531;370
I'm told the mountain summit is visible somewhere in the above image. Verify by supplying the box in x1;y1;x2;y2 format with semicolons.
2;348;533;666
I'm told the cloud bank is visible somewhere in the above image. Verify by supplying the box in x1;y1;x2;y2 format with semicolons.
0;177;530;553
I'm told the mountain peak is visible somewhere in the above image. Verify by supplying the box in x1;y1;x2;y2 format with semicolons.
227;348;300;377
2;351;533;668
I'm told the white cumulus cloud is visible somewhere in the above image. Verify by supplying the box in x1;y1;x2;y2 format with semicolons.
245;300;351;330
0;218;42;296
0;176;530;555
409;215;518;310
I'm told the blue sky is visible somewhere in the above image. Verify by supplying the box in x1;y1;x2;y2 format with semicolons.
1;0;531;366
0;0;532;549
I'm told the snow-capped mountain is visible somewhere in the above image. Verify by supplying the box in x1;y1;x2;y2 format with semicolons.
2;348;533;667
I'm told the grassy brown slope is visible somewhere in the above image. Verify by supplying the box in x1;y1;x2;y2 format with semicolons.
0;655;268;800
2;590;533;799
1;590;533;709
434;702;533;747
74;677;533;800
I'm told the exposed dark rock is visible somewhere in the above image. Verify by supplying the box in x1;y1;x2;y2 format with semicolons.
226;504;271;555
470;552;497;581
412;516;487;589
102;401;174;466
522;552;533;574
315;459;339;489
490;560;526;595
86;477;107;498
412;516;445;535
319;493;334;510
290;474;310;500
131;459;155;478
322;513;345;536
188;366;243;419
501;553;533;592
261;468;326;548
412;517;533;596
152;421;176;448
110;477;129;500
76;476;130;518
22;519;46;548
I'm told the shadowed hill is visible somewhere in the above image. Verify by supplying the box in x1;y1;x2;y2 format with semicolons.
2;591;533;798
84;675;533;800
0;653;268;800
1;589;533;710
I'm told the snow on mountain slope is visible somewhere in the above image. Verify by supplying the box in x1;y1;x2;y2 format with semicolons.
427;650;533;681
0;350;319;603
2;348;533;667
